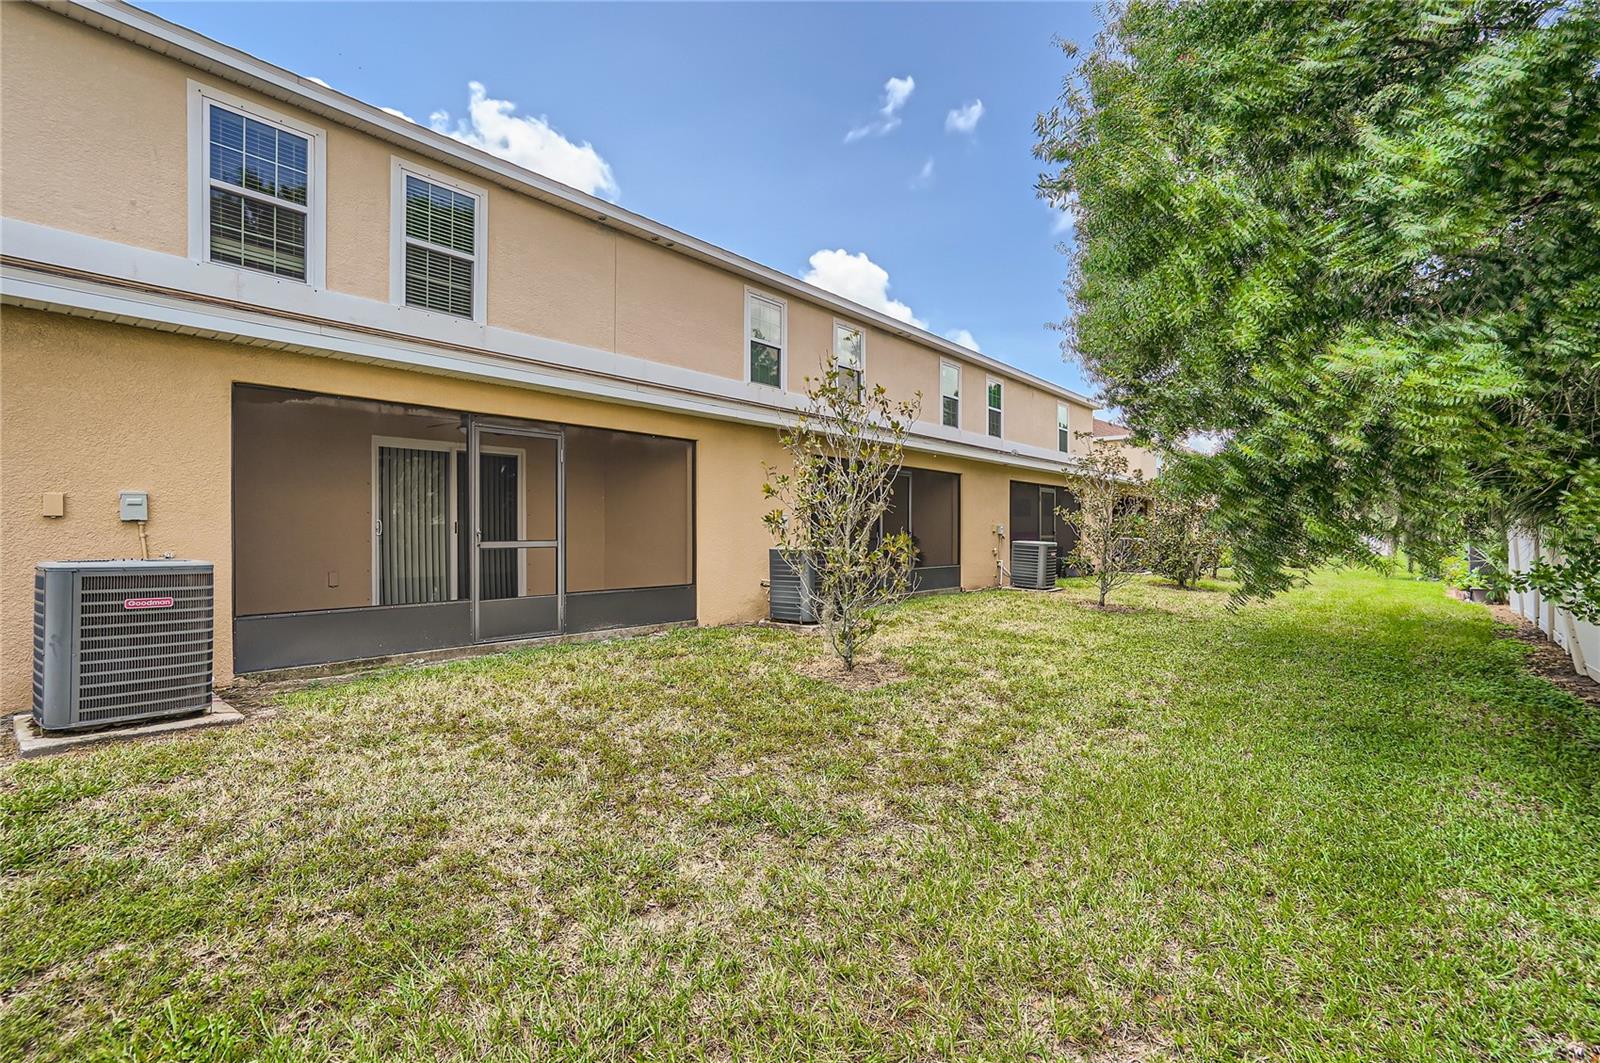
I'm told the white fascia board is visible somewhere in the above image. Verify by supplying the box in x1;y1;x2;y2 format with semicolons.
1;230;1082;478
49;0;1098;410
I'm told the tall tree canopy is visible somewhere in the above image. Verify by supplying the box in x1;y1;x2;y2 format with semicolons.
1037;0;1599;615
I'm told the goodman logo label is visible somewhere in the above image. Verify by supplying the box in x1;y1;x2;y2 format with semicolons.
123;597;175;610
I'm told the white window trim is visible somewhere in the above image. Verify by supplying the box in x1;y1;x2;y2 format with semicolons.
940;359;962;428
369;435;526;605
986;376;1004;438
744;288;787;389
389;157;490;325
186;80;327;289
832;318;867;381
1057;402;1072;453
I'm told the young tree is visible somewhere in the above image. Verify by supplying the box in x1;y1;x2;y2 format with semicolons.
1064;435;1148;607
1036;0;1600;619
763;367;919;670
1147;476;1222;590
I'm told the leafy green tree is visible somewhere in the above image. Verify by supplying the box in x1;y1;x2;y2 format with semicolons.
763;368;919;670
1036;0;1599;618
1148;477;1223;590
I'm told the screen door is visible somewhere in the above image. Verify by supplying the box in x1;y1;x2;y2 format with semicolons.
468;418;563;642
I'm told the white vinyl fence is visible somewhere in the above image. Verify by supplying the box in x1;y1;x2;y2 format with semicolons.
1507;528;1600;683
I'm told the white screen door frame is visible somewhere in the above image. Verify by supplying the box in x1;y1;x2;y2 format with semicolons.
468;416;564;642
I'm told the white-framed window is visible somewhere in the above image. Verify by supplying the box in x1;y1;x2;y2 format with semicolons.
390;158;488;322
833;321;866;397
940;361;962;428
1058;403;1072;452
746;290;786;388
986;378;1003;438
187;81;326;286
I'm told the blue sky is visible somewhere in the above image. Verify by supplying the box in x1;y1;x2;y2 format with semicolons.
146;1;1099;397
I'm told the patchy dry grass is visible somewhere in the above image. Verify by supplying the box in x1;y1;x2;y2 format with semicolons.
3;571;1598;1061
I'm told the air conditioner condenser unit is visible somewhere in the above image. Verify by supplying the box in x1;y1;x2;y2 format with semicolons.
1010;541;1058;591
769;549;818;623
33;560;215;731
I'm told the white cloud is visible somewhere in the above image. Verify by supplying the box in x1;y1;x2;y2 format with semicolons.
910;156;935;189
845;75;916;143
803;249;926;328
944;328;981;352
944;99;985;135
428;81;618;200
381;106;416;124
882;75;915;113
1050;188;1079;235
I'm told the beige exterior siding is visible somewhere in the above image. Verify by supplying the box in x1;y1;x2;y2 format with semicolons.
0;2;1178;706
0;2;1098;447
0;309;1030;705
0;3;188;255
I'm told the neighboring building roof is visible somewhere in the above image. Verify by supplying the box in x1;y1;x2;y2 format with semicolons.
1092;417;1131;441
48;0;1098;410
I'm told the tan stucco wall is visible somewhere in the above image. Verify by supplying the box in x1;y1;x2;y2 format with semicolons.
1;2;1094;455
1;308;1029;707
0;2;188;256
1113;441;1162;480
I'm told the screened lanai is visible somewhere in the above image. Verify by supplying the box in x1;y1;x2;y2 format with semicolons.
232;385;694;671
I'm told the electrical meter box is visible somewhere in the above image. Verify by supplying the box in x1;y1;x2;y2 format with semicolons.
119;491;150;522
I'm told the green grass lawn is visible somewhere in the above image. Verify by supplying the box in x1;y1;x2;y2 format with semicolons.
3;571;1597;1061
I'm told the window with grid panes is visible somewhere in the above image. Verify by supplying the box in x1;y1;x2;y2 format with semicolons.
206;103;309;279
402;175;479;317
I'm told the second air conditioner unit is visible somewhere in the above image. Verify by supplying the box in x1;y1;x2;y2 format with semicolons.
768;549;818;623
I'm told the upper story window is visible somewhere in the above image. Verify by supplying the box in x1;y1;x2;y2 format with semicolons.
746;291;785;388
987;379;1003;438
391;160;488;322
189;83;324;286
940;361;961;428
1058;403;1072;452
834;322;865;398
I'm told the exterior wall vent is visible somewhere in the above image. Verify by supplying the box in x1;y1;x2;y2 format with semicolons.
768;549;818;623
32;560;214;731
1010;541;1058;591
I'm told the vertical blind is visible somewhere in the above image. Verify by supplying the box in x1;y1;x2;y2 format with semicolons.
378;447;451;605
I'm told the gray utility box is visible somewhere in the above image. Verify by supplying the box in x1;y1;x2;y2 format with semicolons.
769;549;819;623
33;560;214;731
1010;541;1059;591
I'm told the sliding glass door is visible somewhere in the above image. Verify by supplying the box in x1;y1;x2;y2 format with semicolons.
376;443;454;605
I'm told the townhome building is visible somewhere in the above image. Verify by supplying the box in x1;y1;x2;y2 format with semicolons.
0;0;1129;705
